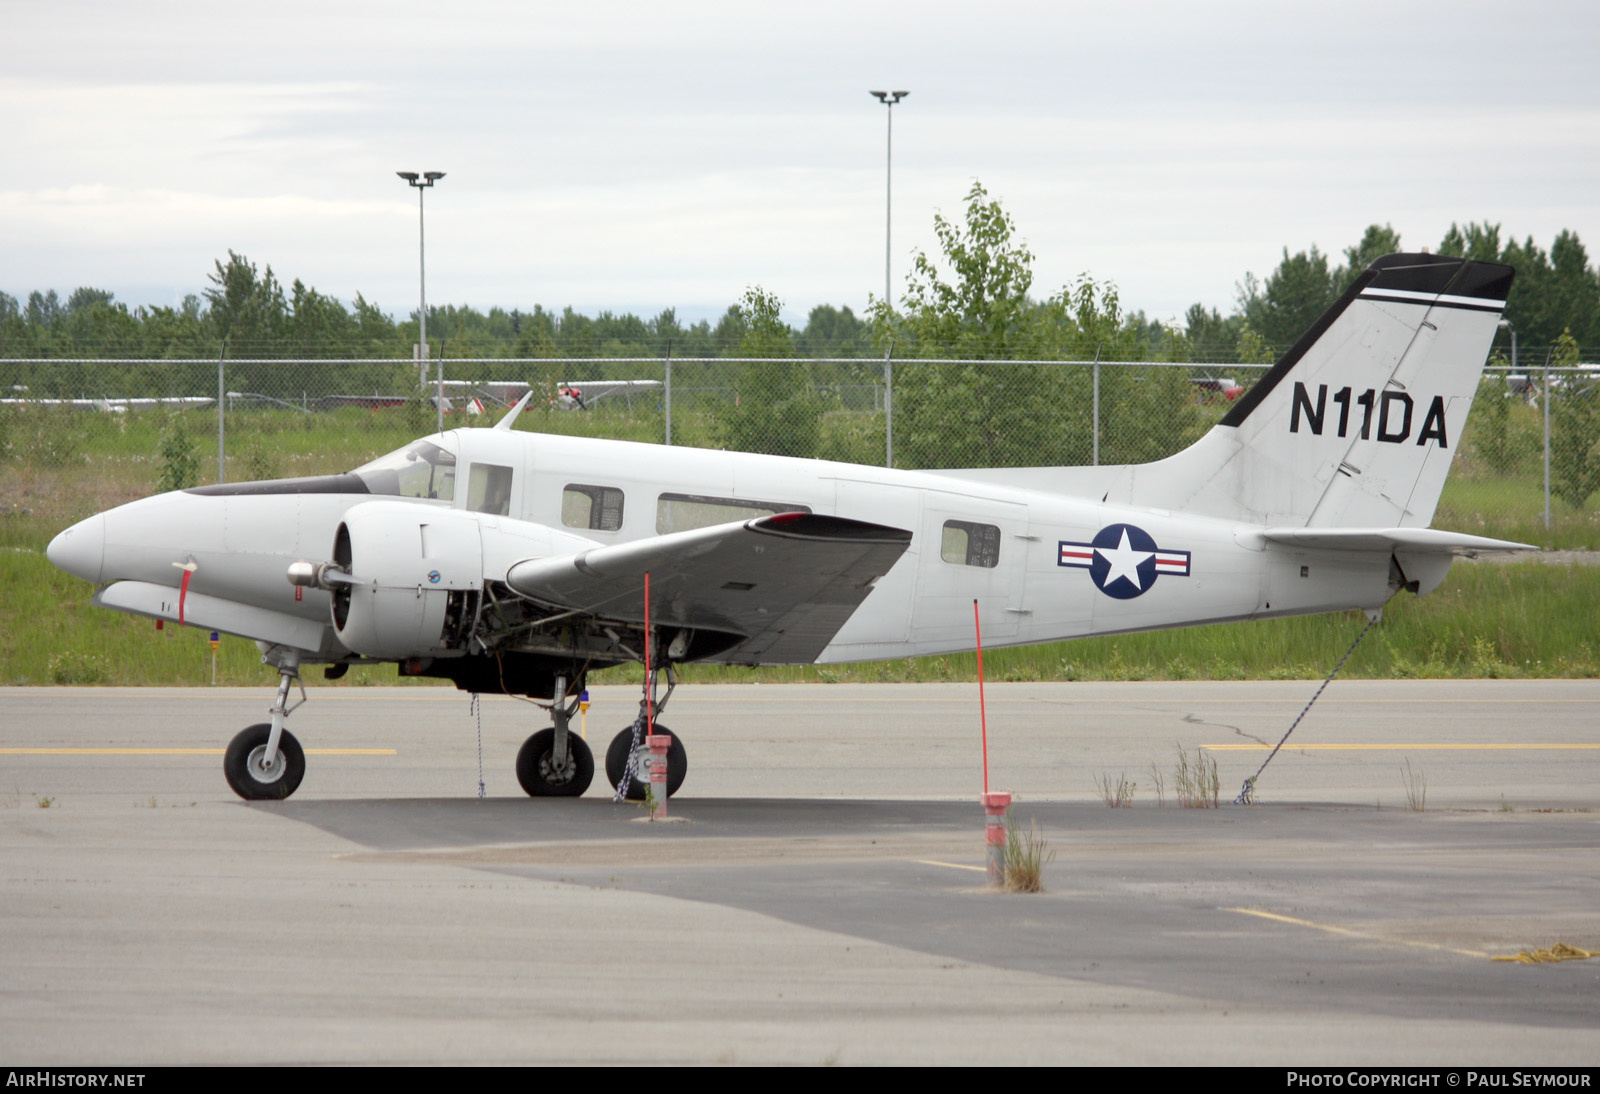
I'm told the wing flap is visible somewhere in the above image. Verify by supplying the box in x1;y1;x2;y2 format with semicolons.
504;513;912;664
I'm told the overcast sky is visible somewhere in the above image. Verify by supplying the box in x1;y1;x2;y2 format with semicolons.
4;0;1596;328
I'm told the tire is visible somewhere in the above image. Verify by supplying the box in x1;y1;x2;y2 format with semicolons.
516;729;594;797
224;723;306;801
605;725;686;801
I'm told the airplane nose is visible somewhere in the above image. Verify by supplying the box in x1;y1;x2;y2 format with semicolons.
48;514;106;583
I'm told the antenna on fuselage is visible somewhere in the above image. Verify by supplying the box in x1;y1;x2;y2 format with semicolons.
494;390;535;431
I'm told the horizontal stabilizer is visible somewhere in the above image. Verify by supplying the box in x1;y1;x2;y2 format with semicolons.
1261;527;1535;555
505;512;912;665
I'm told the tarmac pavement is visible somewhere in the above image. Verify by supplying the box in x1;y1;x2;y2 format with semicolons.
1;681;1596;1065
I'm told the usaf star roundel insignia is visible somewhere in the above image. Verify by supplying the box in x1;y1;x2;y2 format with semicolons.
1057;523;1191;600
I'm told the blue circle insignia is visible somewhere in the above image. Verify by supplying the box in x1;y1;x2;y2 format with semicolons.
1088;523;1159;599
427;570;441;584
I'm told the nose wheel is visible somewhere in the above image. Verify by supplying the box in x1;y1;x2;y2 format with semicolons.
224;723;306;800
224;655;308;801
515;729;595;796
514;673;594;797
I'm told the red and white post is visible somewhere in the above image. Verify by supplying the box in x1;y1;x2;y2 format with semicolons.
982;790;1011;885
647;734;671;819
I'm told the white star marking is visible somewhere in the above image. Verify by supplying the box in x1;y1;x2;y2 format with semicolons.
1096;528;1154;591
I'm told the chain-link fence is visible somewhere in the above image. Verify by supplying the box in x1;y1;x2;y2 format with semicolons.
2;356;1597;549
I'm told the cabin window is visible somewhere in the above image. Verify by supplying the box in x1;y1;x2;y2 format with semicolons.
655;493;811;535
941;520;1001;568
467;464;514;516
563;484;626;531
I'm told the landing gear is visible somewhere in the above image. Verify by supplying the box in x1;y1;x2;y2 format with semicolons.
516;729;594;796
606;726;686;801
515;673;594;797
224;723;306;800
605;660;686;800
225;651;308;802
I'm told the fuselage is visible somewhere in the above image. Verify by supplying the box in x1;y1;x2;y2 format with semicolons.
48;427;1394;664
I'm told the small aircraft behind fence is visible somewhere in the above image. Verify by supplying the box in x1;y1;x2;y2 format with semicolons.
48;254;1532;802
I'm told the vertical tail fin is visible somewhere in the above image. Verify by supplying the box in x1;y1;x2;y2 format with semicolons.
1124;253;1514;528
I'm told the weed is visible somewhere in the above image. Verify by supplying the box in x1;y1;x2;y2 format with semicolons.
34;794;55;809
1174;745;1219;808
1401;757;1427;812
156;420;200;493
1001;814;1054;893
636;782;659;817
1094;772;1135;807
47;650;110;685
1500;794;1515;813
1470;636;1509;679
240;439;281;481
1147;763;1167;807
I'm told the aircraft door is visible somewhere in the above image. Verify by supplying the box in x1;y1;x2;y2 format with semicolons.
912;492;1027;647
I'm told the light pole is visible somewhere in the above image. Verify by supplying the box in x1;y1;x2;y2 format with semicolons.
869;91;908;308
870;91;907;469
397;170;446;429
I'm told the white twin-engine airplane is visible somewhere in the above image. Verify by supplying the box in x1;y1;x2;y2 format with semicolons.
48;253;1531;802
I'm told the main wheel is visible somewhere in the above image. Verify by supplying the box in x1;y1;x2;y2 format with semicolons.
516;729;594;797
224;723;306;801
605;725;687;801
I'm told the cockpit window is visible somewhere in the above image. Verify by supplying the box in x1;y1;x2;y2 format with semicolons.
351;440;457;501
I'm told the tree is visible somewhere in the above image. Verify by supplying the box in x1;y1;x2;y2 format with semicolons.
1183;303;1243;362
795;304;871;360
26;290;62;328
1239;247;1335;349
1549;330;1600;510
1439;221;1503;262
1334;224;1403;291
714;287;820;458
879;182;1158;469
889;181;1035;357
205;251;286;351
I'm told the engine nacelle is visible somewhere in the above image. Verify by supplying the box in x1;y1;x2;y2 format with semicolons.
328;501;595;660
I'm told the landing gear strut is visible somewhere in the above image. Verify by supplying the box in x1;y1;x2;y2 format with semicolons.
225;654;307;801
515;674;594;797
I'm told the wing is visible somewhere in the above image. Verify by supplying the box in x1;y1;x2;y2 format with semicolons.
504;512;912;665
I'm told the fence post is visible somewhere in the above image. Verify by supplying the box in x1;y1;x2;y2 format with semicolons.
1543;349;1552;532
1091;343;1102;466
884;344;894;469
216;344;226;484
665;344;672;446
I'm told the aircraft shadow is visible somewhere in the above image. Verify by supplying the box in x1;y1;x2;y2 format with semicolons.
269;795;1599;1030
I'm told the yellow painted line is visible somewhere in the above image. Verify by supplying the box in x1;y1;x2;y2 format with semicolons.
1205;743;1600;752
1227;907;1487;958
916;859;989;873
0;748;396;756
